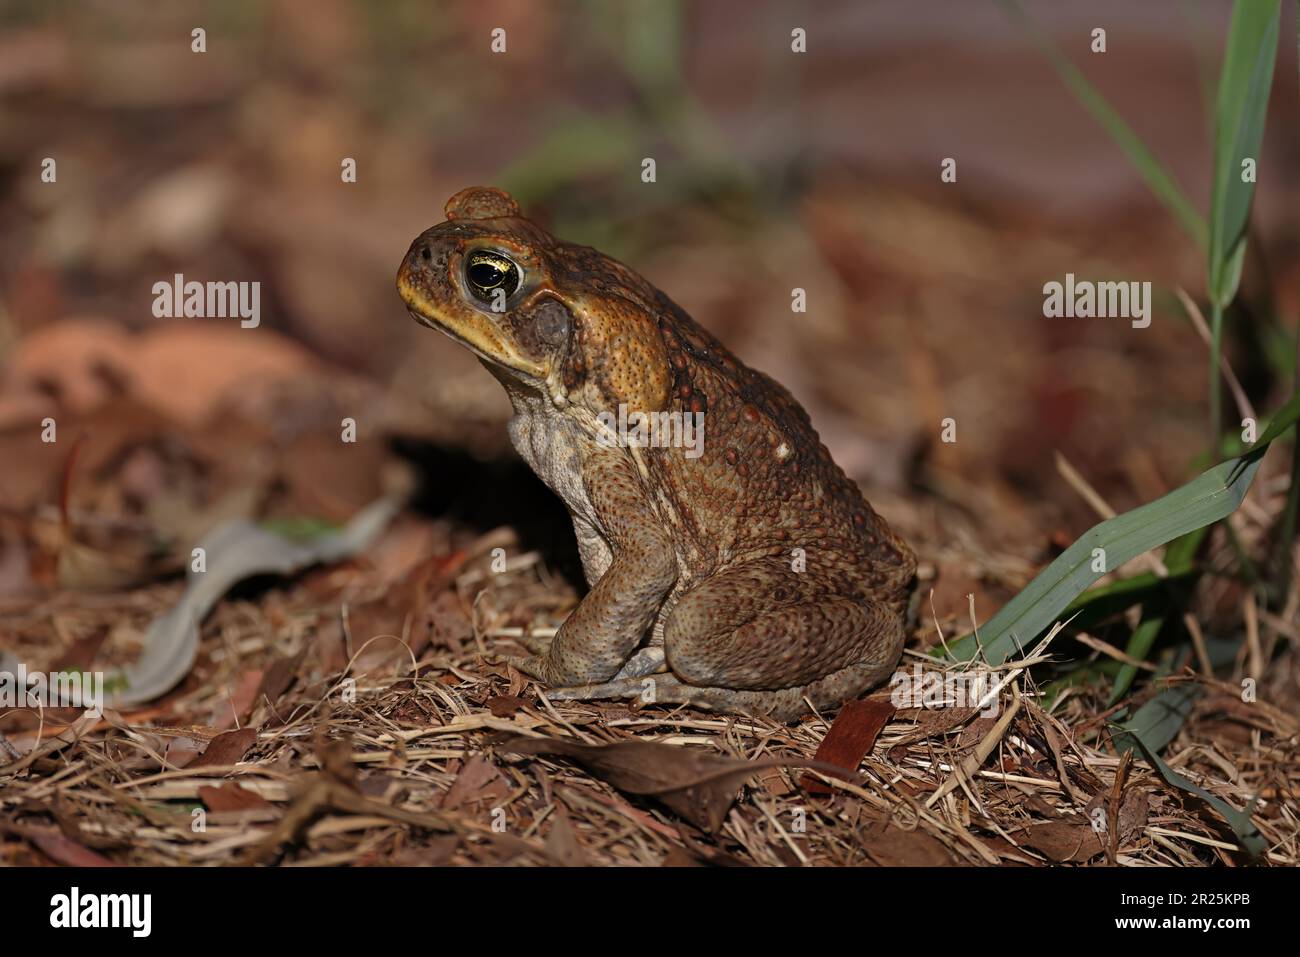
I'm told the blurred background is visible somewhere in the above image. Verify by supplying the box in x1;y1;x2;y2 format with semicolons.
1;0;1298;630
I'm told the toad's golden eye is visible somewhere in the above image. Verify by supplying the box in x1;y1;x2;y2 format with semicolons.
465;250;520;302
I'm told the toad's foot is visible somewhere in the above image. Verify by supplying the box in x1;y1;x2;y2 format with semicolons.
545;671;829;723
510;640;663;678
499;653;557;684
613;646;666;679
513;628;557;656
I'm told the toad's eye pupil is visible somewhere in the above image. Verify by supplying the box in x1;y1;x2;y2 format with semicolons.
469;262;503;287
466;252;520;302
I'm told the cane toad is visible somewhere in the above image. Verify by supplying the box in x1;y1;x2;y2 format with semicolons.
397;187;915;721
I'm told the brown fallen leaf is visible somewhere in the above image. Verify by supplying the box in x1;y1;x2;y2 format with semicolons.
199;782;273;812
255;641;311;714
801;695;895;795
129;323;317;429
440;755;511;812
3;824;117;867
891;706;980;746
755;764;797;798
394;835;461;866
497;734;847;833
660;845;706;867
1016;789;1149;863
671;824;753;866
211;669;264;730
3;320;318;430
1017;820;1106;864
487;695;530;718
956;714;1000;749
189;727;258;768
543;805;588;866
5;318;135;415
860;818;959;867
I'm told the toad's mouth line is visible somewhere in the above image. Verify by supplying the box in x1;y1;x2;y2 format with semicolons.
398;280;545;382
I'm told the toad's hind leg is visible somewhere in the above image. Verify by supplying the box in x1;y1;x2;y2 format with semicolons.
670;556;904;722
548;560;906;722
664;585;904;721
548;660;893;723
670;558;903;678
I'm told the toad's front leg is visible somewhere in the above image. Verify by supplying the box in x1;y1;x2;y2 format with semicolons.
506;451;677;686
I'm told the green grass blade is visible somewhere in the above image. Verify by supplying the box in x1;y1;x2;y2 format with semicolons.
1109;611;1167;706
944;395;1300;665
1000;0;1207;247
1123;727;1265;858
1254;390;1300;445
1272;2;1300;603
1063;564;1194;616
1109;527;1206;704
1205;1;1280;444
1112;684;1200;754
946;455;1263;664
1209;300;1226;448
1207;0;1281;306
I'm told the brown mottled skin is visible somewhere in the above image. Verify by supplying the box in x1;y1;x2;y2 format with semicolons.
397;186;915;721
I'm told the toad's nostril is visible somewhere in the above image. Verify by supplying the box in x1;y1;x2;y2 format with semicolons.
420;246;432;262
